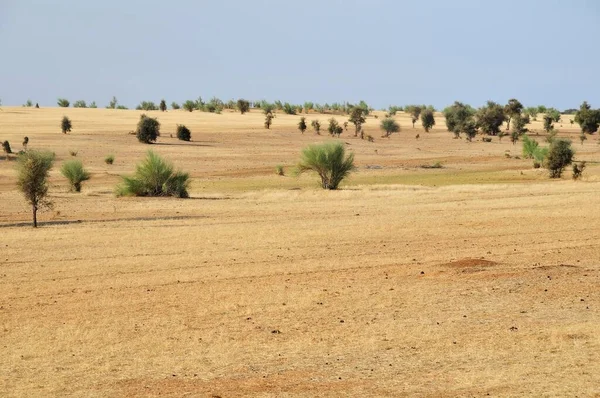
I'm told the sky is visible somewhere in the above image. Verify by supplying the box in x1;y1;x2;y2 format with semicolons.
1;0;599;110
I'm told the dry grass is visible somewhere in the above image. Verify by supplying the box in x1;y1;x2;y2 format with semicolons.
1;108;600;397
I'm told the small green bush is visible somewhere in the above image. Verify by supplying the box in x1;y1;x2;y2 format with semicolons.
61;116;72;134
136;114;160;144
176;124;191;141
61;160;90;192
275;165;284;176
380;117;400;137
73;100;87;108
572;162;586;180
136;101;158;111
69;150;78;157
298;117;307;134
296;142;355;190
116;151;190;198
237;99;250;114
311;120;321;135
171;102;181;110
522;136;539;159
546;139;574;178
16;150;55;227
159;99;167;112
57;98;70;107
105;154;115;165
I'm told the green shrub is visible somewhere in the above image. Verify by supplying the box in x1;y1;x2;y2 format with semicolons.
105;154;115;165
349;106;367;137
89;101;97;108
116;105;128;110
275;165;284;176
283;103;297;115
463;121;478;142
16;150;55;227
475;101;506;135
420;109;436;132
183;100;195;112
107;96;118;109
57;98;70;107
69;150;78;157
264;108;275;129
73;100;87;108
237;99;250;114
296;142;355;190
171;102;180;110
546;139;574;178
23;99;33;107
311;120;321;135
61;160;90;192
298;117;307;134
136;114;160;144
61;116;72;134
136;101;158;111
380;117;400;137
159;99;167;112
522;136;539;159
533;146;549;166
116;151;190;198
572;162;586;180
176;124;191;141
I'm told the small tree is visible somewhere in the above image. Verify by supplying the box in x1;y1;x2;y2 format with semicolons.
2;141;11;158
176;124;191;141
298;117;307;134
296;142;355;190
405;105;422;128
136;114;160;144
504;98;523;130
282;103;297;115
107;96;118;109
57;98;70;107
574;101;600;135
73;100;87;108
348;106;367;138
443;101;475;138
421;109;435;132
512;114;530;136
572;162;586;180
380;117;400;137
61;116;72;134
311;120;321;135
23;99;33;107
264;108;275;129
546;139;574;178
546;108;561;123
136;101;158;111
16;150;55;227
171;102;180;110
328;118;340;137
183;100;195;112
89;101;97;108
61;160;90;192
463;121;478;142
159;99;167;112
543;115;554;133
476;101;506;135
524;107;538;120
237;99;250;114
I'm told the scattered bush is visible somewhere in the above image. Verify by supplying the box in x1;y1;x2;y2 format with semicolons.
282;102;297;115
574;101;600;134
443;101;476;138
61;116;72;134
475;101;506;135
311;120;321;135
176;124;191;141
105;154;115;165
296;142;355;190
380;117;400;137
116;105;128;110
159;99;167;112
23;99;33;107
107;96;118;109
405;105;422;128
16;150;55;227
61;160;90;192
522;136;539;159
421;161;443;169
183;100;195;112
136;114;160;144
297;117;307;134
237;99;250;114
420;109;435;132
543;115;554;133
579;133;587;145
328;118;343;137
463;121;478;142
504;99;523;131
22;137;29;150
545;129;558;144
546;139;574;178
349;106;367;138
57;98;70;107
116;151;190;198
136;101;158;111
73;100;87;108
171;102;180;110
366;134;374;142
572;162;586;180
89;101;97;108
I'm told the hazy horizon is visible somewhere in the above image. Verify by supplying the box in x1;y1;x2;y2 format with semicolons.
1;0;599;110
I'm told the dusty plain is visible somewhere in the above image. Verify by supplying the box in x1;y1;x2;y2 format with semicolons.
1;107;599;397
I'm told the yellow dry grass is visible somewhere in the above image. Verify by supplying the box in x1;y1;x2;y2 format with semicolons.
1;107;599;397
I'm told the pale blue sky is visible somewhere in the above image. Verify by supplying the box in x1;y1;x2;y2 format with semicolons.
1;0;599;110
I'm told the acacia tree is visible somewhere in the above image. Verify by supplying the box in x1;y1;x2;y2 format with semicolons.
16;150;55;227
380;117;400;137
405;105;422;128
159;99;167;112
443;101;475;138
182;100;195;112
237;99;250;114
475;101;506;135
504;98;523;130
463;121;478;142
421;109;435;132
298;117;307;134
61;116;72;134
348;106;367;138
574;101;600;134
543;115;554;133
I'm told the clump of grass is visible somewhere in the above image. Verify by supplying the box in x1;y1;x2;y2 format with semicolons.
60;159;90;192
105;154;115;165
116;151;190;198
296;142;355;190
275;165;284;176
421;161;443;169
69;150;78;157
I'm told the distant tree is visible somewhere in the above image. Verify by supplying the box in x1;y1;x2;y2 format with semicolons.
405;105;422;128
579;132;587;145
311;119;321;135
475;101;506;135
282;102;297;115
543;115;554;133
328;118;340;137
107;96;118;109
16;150;55;227
89;101;97;108
73;100;87;108
61;116;72;134
537;105;547;114
116;105;128;110
176;124;191;141
504;98;523;130
524;107;538;120
136;114;160;143
512;114;530;137
388;105;403;116
136;101;158;111
2;141;11;157
159;99;167;112
348;106;367;138
380;117;400;137
546;108;561;123
182;100;195;112
574;101;600;134
296;142;355;190
264;107;275;129
171;102;181;110
237;99;250;114
546;139;574;178
303;102;314;113
35;103;39;108
443;101;475;138
420;109;435;132
298;117;307;134
23;99;33;107
463;121;478;142
57;98;70;107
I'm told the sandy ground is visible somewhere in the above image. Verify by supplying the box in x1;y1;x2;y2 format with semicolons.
1;107;599;397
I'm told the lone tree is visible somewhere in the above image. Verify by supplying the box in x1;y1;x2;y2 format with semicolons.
61;160;90;192
61;116;72;134
107;96;118;109
237;99;250;114
405;105;422;128
380;117;400;137
348;106;367;138
475;101;506;135
159;99;167;112
504;98;523;130
574;101;600;134
311;119;321;135
263;105;275;129
421;109;436;132
182;100;195;112
176;124;191;141
511;114;530;140
443;101;475;138
16;150;55;227
298;117;307;134
296;142;355;190
136;114;160;143
57;98;70;107
546;139;574;178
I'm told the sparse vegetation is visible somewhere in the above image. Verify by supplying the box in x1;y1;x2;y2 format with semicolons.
327;118;343;137
73;100;87;108
522;136;539;159
23;99;33;107
57;98;70;107
572;162;586;180
405;105;422;128
349;106;367;138
16;150;55;227
311;120;321;135
420;109;435;132
105;154;115;165
298;117;307;134
264;106;275;129
159;99;167;112
380;117;400;137
2;140;12;156
171;102;180;110
69;150;78;157
107;96;118;109
61;160;90;192
296;142;355;190
116;151;190;198
463;121;478;142
443;101;475;138
136;114;160;144
22;136;29;150
275;165;284;176
574;101;600;134
546;139;574;178
61;116;72;134
136;101;158;111
504;98;523;130
89;101;97;108
176;124;191;141
237;99;250;114
183;100;195;112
